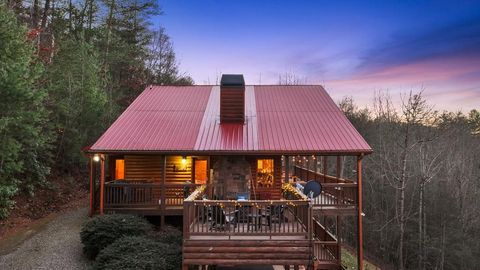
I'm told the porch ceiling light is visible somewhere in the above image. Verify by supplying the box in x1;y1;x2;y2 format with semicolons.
93;154;100;162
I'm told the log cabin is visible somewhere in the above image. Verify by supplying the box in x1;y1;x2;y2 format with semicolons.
85;74;372;270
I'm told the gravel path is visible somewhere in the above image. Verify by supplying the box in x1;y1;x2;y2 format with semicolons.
0;207;90;270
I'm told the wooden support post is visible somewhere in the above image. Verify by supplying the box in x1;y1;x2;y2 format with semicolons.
99;155;105;215
337;215;342;265
336;156;341;179
89;157;94;216
323;156;327;182
337;156;343;202
285;156;290;183
161;155;167;227
306;156;310;180
357;155;364;270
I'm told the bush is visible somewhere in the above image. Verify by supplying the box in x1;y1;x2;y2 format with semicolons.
152;225;183;245
80;214;152;258
92;236;182;270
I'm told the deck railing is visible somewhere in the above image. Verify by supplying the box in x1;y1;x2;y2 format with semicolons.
183;199;310;239
104;181;199;209
293;166;358;208
312;218;340;263
183;185;310;240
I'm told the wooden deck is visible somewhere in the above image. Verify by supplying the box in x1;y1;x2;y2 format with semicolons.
181;186;342;269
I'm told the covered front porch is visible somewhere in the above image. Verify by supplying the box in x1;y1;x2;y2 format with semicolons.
89;154;285;220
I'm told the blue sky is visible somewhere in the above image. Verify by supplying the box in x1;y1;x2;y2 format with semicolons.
154;1;480;111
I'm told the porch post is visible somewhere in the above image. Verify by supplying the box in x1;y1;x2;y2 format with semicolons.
89;157;94;216
284;155;290;183
357;155;364;270
161;155;166;227
322;156;327;182
99;154;105;214
337;216;342;265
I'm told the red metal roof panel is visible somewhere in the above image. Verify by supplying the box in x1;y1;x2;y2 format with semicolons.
90;86;212;151
90;85;372;154
254;85;371;153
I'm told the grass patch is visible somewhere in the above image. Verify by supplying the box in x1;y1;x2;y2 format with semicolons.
342;249;380;270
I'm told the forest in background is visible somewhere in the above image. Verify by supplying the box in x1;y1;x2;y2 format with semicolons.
1;1;480;270
339;93;480;270
0;0;192;219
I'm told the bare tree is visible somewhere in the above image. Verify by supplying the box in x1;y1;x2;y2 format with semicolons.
278;71;307;85
397;90;432;270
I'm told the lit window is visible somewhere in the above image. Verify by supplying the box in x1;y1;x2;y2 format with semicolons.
257;159;274;187
115;159;125;180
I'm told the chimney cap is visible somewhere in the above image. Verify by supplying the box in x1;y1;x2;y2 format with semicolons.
221;74;245;87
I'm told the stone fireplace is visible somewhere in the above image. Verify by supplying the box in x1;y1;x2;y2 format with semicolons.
211;156;251;199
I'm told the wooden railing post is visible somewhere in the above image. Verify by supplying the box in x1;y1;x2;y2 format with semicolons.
183;201;190;239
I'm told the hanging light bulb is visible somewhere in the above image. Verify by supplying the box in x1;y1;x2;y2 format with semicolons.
93;154;100;162
181;156;187;165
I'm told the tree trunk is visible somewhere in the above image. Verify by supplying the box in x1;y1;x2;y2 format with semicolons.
32;0;39;27
398;126;409;270
440;221;445;270
418;181;424;270
86;0;94;42
41;0;51;29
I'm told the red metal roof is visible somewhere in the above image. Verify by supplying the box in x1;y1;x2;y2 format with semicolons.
90;85;372;154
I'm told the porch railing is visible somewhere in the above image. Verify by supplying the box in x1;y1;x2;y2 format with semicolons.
293;166;358;208
104;181;199;209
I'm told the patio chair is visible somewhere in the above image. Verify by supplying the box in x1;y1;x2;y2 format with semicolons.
264;205;285;228
208;205;237;231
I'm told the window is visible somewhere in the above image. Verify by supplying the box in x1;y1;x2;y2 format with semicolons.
257;159;274;188
115;159;125;180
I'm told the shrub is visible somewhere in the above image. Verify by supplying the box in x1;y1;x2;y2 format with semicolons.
80;214;152;258
92;235;182;270
152;225;183;245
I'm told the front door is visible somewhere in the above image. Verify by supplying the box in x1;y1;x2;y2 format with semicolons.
193;159;208;185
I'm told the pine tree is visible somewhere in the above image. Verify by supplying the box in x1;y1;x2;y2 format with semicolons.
44;39;107;168
0;4;52;218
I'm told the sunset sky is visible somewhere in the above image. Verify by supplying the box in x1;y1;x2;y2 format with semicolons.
155;1;480;111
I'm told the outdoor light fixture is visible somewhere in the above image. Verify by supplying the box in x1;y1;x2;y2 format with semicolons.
93;154;100;162
181;156;187;165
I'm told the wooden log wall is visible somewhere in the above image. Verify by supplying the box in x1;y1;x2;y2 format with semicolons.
125;155;164;181
165;156;193;183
